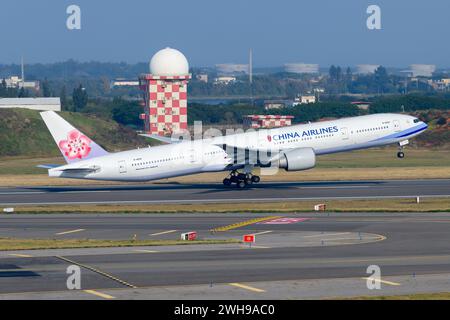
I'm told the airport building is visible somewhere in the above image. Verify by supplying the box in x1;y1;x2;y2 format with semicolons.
139;48;191;136
0;97;61;111
264;100;289;110
243;115;294;129
293;94;316;105
111;79;140;88
410;64;436;77
428;78;450;91
1;76;40;91
356;64;380;74
213;76;237;85
284;63;319;74
216;63;249;75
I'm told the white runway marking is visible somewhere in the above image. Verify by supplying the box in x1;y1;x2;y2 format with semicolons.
0;192;46;195
55;229;86;235
298;186;371;189
3;194;450;207
303;232;350;238
253;231;273;236
133;249;160;254
150;230;178;236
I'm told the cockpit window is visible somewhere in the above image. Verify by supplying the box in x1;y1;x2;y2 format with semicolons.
414;119;420;123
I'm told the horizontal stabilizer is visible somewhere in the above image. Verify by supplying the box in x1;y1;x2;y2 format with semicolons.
37;164;62;169
54;165;101;173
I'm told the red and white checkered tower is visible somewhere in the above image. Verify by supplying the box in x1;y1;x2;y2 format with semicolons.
139;48;191;136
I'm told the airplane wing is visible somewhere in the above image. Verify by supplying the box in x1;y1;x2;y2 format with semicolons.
215;143;279;167
139;134;184;144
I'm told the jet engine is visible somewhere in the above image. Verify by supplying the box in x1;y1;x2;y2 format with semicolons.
278;148;316;171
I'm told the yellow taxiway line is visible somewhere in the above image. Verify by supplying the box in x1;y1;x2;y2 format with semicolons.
361;277;401;286
84;290;115;299
211;216;280;232
56;256;137;289
8;253;33;258
229;283;266;293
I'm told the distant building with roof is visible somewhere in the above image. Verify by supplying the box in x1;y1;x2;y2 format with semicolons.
0;98;61;111
110;79;140;88
293;95;316;106
410;64;436;77
284;63;319;74
351;101;371;110
1;76;40;91
264;100;289;110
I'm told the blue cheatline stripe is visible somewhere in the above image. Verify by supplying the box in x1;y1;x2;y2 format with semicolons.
396;125;428;138
373;124;428;142
316;123;428;155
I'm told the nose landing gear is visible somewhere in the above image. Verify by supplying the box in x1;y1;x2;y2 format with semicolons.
223;170;261;188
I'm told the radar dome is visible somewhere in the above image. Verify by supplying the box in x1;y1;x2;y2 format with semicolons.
150;47;189;76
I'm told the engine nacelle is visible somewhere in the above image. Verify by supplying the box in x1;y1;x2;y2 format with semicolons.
278;148;316;171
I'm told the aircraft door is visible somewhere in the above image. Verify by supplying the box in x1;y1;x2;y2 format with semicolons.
393;120;401;132
340;127;349;140
118;160;127;174
189;148;196;164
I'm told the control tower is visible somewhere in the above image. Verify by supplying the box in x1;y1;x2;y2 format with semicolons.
139;47;191;136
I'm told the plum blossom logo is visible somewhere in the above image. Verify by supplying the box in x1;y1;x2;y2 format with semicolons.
267;135;272;142
59;130;92;160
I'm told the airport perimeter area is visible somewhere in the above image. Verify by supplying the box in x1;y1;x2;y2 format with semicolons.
0;177;450;300
1;145;450;300
1;211;450;300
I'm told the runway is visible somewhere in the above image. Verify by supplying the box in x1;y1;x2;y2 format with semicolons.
1;212;450;299
0;179;449;206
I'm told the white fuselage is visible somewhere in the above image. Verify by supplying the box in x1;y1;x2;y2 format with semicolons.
49;113;428;182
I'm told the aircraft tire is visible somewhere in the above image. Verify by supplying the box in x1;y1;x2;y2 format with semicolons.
251;176;261;183
237;181;246;189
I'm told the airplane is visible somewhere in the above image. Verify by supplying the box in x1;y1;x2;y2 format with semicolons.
39;111;428;188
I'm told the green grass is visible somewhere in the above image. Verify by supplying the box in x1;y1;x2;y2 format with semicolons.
10;197;450;214
0;156;65;175
348;292;450;300
0;108;448;175
316;147;450;168
0;238;240;251
0;108;154;159
1;146;448;176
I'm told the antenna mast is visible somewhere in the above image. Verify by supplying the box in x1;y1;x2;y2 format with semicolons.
21;56;25;83
249;49;253;105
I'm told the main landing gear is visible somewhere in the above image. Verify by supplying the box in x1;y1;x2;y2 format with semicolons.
223;170;261;188
397;140;409;159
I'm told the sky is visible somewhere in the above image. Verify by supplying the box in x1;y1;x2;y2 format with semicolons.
1;0;449;68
